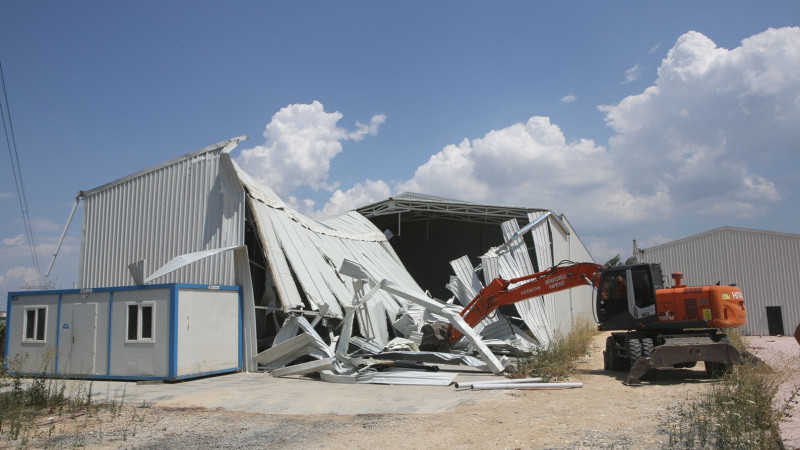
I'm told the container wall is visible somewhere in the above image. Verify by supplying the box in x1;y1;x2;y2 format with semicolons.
176;288;240;377
108;288;172;378
6;294;60;374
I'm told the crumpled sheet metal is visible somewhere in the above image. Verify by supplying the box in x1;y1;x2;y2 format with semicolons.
256;314;333;369
260;260;510;383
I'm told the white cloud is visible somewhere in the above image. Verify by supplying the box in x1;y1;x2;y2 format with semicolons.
1;265;41;292
648;43;661;55
257;27;800;263
390;116;657;227
349;115;387;141
624;64;641;83
600;27;800;219
560;94;577;103
236;101;385;198
320;179;392;217
586;240;630;264
321;114;666;228
3;234;25;246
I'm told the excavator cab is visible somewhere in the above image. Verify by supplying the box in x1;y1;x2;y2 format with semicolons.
596;263;663;331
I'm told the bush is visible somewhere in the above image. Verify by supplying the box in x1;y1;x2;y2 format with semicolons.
667;359;799;449
515;320;596;381
725;327;745;352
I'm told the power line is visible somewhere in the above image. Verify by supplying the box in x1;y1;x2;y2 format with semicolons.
0;59;44;286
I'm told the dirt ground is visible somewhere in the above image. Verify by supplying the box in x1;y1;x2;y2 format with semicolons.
3;333;799;449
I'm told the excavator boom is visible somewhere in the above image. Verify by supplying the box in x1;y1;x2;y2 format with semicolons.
451;262;603;344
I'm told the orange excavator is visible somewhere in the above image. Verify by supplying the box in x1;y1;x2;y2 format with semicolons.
449;261;747;385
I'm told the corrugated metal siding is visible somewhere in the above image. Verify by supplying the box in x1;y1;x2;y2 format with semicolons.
639;227;800;336
550;214;595;334
236;161;426;345
498;216;554;348
79;149;245;288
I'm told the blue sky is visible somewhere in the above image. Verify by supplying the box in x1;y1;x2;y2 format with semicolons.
1;1;799;300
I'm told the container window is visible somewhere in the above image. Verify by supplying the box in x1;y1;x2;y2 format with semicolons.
127;304;138;340
126;302;155;343
141;305;153;339
23;306;47;343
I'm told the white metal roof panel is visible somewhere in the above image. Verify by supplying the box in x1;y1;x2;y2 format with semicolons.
234;162;425;345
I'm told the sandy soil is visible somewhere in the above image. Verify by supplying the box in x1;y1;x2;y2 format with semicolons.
3;333;798;449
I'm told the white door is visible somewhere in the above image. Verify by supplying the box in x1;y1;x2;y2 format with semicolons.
67;303;98;374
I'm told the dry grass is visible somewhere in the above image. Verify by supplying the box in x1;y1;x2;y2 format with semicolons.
0;355;127;446
666;356;799;449
515;320;597;381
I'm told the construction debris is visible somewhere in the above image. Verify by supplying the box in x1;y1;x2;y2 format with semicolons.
255;213;588;389
454;377;544;389
469;382;583;390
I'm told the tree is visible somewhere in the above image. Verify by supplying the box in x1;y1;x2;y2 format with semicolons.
604;254;638;266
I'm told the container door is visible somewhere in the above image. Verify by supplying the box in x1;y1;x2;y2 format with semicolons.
68;303;98;374
766;306;784;336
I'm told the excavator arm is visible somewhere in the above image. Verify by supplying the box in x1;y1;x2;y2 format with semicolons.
449;262;604;344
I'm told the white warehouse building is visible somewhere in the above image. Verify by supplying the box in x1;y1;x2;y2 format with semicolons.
635;226;800;337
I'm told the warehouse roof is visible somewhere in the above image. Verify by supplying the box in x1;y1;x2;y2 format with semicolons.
357;192;548;224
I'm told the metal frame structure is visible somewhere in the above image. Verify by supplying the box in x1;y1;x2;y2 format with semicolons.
357;192;548;226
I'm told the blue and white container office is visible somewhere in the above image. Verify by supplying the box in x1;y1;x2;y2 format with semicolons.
4;284;241;381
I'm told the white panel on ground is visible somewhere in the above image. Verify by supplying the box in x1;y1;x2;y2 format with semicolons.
254;333;333;369
355;368;458;386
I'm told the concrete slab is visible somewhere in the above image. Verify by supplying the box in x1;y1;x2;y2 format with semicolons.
42;369;507;415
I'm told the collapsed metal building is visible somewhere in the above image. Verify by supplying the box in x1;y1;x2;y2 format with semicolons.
5;137;597;380
357;193;597;341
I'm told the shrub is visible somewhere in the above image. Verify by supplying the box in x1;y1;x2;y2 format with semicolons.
515;320;596;381
667;359;799;449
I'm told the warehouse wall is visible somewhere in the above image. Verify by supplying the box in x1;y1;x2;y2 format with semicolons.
79;146;245;288
550;215;597;336
637;227;800;336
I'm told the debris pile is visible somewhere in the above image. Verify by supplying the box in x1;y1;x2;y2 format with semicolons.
256;212;585;389
255;260;509;386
